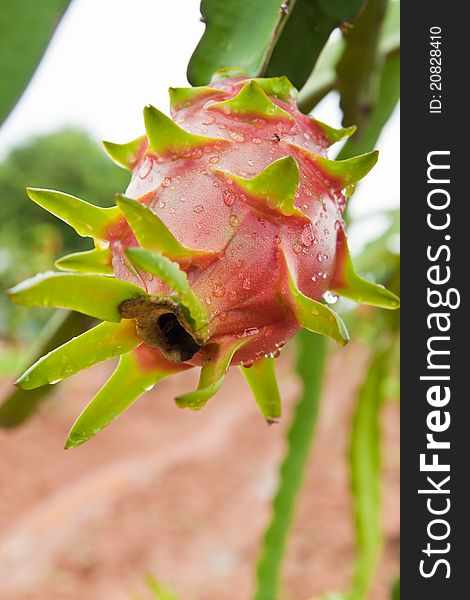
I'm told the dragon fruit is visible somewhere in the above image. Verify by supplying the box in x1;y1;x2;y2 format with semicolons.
8;70;399;448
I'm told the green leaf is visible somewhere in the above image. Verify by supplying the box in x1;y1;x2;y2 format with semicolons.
240;358;281;420
336;0;388;130
307;150;379;189
298;0;399;114
209;80;293;121
65;347;188;448
0;311;91;428
144;105;222;158
253;331;327;600
0;0;71;125
16;320;139;390
168;85;225;111
101;135;146;170
284;254;349;346
391;577;400;600
298;40;344;113
187;0;298;85
26;188;120;241
349;349;390;599
215;156;302;218
175;338;248;410
55;248;113;274
125;248;209;330
146;575;179;600
337;50;400;160
331;230;400;309
265;0;365;89
116;195;212;262
8;272;146;321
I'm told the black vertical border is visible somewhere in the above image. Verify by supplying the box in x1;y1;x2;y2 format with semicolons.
401;3;468;598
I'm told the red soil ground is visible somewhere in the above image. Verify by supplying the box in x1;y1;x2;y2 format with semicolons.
0;342;399;600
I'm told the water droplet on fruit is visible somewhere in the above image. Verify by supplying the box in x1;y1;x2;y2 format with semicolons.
334;219;342;231
212;284;226;298
236;259;244;268
301;227;313;247
323;291;339;305
241;359;254;368
158;201;166;208
213;181;220;187
223;189;236;206
317;252;328;262
209;156;220;164
162;177;171;187
145;385;155;392
311;274;318;282
243;327;259;336
243;277;251;289
194;205;204;213
273;235;281;245
203;116;215;125
293;242;302;254
228;290;237;301
230;214;240;227
276;340;286;349
139;156;153;179
222;106;231;115
247;159;254;167
252;137;262;144
180;195;187;202
324;228;329;236
230;131;245;142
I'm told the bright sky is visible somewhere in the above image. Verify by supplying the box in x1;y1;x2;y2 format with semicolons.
0;0;399;248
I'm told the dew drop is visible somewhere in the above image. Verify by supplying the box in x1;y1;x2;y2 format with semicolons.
334;219;342;231
228;290;237;301
230;131;245;142
209;156;220;164
230;214;240;227
202;116;215;125
139;156;153;179
212;284;226;298
324;228;330;236
247;159;254;167
213;181;220;187
243;326;259;336
241;359;254;368
236;259;245;268
301;226;313;247
293;242;302;254
273;234;281;245
252;137;262;144
323;291;339;305
158;201;166;209
223;189;236;206
162;177;171;187
194;204;204;213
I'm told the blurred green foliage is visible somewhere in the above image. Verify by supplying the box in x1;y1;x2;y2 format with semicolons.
0;129;129;342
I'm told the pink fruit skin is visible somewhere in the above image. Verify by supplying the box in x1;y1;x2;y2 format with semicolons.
105;77;347;365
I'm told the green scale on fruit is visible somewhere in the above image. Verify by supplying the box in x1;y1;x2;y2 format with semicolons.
8;70;399;448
